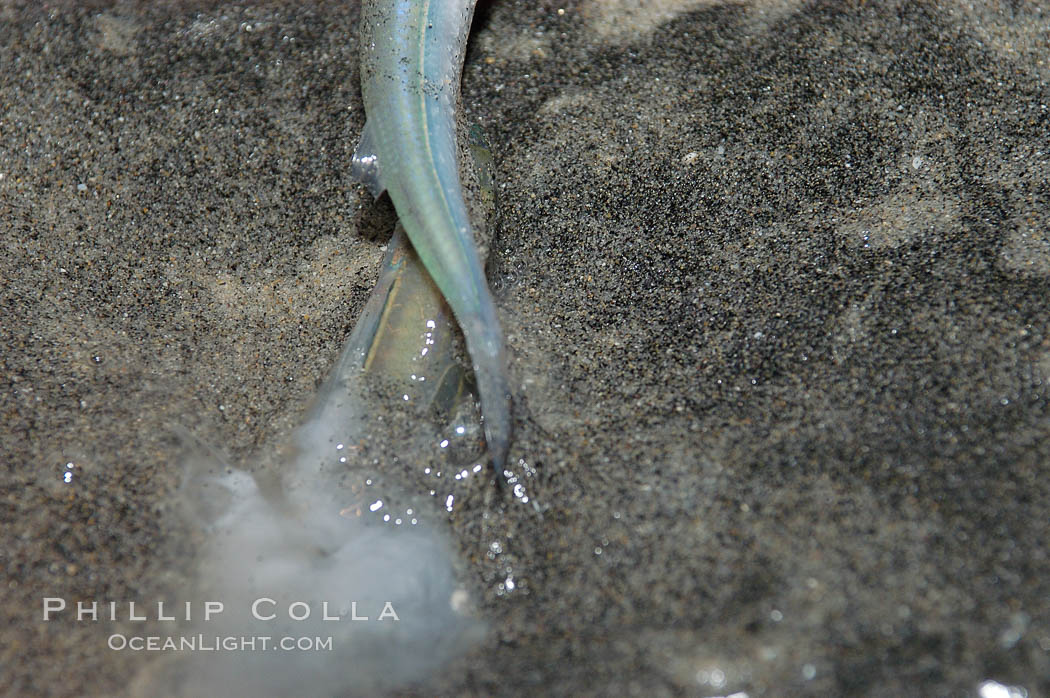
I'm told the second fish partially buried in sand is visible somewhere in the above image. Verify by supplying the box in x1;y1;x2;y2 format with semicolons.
352;0;512;477
305;126;500;469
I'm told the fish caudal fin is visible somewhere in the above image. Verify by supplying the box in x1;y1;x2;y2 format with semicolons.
459;310;512;479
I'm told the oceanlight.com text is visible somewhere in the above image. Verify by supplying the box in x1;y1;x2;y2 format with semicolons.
107;634;334;652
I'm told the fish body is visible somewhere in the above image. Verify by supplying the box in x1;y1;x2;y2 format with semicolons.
355;0;510;474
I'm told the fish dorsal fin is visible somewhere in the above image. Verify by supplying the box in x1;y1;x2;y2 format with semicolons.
351;120;385;198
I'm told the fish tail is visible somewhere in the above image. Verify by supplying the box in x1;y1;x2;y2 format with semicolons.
458;299;511;477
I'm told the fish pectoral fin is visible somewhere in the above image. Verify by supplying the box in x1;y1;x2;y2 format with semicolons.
351;120;385;198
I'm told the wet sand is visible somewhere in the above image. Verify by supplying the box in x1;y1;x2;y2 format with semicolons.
2;1;1049;695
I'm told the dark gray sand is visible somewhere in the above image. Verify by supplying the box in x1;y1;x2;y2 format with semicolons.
3;0;1050;695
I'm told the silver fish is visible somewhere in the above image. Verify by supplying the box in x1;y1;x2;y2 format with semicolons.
353;0;511;475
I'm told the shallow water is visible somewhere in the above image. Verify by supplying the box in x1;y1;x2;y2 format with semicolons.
3;1;1050;696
